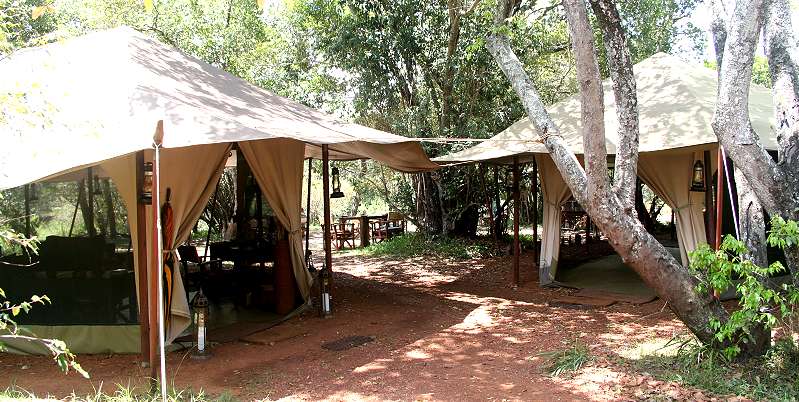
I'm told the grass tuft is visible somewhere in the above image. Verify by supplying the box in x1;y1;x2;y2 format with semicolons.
539;342;592;377
0;382;239;402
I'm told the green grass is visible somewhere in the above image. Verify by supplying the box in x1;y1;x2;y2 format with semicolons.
633;337;799;401
356;233;499;260
539;342;593;377
0;383;238;402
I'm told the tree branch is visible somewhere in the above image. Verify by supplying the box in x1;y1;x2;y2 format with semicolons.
589;0;639;211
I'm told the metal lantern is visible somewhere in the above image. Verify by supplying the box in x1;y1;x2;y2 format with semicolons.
319;267;332;317
191;289;211;359
141;162;153;204
690;160;706;192
330;166;344;199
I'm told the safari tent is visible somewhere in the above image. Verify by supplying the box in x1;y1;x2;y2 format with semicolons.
435;53;778;285
0;27;437;355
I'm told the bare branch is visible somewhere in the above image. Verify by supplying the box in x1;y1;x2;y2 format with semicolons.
589;0;639;211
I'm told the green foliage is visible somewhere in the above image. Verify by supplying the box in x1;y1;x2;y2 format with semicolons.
635;337;799;400
357;233;497;260
538;341;592;377
1;382;240;401
689;218;799;359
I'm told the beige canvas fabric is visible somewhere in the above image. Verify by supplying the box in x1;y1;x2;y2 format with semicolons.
535;155;573;284
101;144;231;343
434;53;777;165
639;152;710;266
239;139;312;300
0;27;436;191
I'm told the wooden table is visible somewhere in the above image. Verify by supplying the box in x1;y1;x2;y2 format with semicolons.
339;214;387;247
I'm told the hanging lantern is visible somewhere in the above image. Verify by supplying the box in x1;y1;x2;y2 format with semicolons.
29;183;39;202
93;174;102;196
319;266;332;317
690;160;706;192
140;162;153;204
191;289;211;359
330;166;345;199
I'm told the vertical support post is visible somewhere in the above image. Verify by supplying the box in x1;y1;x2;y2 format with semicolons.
531;159;538;268
305;158;312;258
480;165;494;239
512;157;520;286
235;148;249;238
703;150;714;245
150;121;167;400
493;166;501;243
322;145;333;301
23;184;31;238
135;151;150;366
87;167;95;236
715;147;724;250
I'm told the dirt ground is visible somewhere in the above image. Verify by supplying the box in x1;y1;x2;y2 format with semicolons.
1;250;718;401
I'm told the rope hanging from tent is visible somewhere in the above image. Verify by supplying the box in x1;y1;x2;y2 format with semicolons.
720;146;741;239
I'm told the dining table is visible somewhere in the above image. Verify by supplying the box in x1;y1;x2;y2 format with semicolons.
338;214;387;247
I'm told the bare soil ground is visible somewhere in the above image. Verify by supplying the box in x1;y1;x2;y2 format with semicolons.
1;251;722;401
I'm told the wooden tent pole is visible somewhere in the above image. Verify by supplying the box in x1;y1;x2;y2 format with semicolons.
715;147;724;250
532;159;539;268
305;158;312;257
512;157;520;286
135;151;150;366
23;184;31;238
322;145;333;301
479;164;494;239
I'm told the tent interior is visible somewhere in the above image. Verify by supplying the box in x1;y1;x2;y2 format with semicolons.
0;27;437;355
434;52;782;295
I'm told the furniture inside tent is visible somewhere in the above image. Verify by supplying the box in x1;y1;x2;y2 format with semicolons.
434;52;777;285
0;27;437;354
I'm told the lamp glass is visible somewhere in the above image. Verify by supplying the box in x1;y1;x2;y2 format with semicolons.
690;160;705;192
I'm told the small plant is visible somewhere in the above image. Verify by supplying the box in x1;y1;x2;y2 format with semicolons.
538;341;592;377
689;217;799;359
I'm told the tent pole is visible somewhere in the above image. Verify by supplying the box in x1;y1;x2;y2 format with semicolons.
322;145;333;310
479;164;494;239
305;158;312;258
150;121;167;400
703;150;714;245
715;147;724;250
512;157;520;286
23;184;31;238
493;166;501;244
87;167;95;236
135;151;150;367
532;159;538;269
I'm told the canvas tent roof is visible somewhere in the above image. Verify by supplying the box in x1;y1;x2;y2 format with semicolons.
0;27;436;191
434;53;777;165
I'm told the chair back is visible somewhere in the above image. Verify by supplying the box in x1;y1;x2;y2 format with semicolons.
178;245;201;264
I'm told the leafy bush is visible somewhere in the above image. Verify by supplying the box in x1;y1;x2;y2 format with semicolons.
689;217;799;359
357;233;498;260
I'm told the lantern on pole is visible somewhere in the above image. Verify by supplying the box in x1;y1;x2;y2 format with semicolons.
690;160;706;192
330;166;344;199
191;289;211;359
141;162;154;204
319;265;332;317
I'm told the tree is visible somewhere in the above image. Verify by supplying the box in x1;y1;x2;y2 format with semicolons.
485;0;742;352
710;0;799;285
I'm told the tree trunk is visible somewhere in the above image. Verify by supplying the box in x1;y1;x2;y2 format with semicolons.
635;179;656;233
486;0;730;346
77;179;96;237
103;178;117;238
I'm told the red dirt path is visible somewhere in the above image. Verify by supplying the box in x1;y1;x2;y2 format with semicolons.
1;251;715;401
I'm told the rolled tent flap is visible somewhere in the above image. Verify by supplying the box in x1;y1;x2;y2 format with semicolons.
238;139;312;300
102;143;232;344
535;155;572;284
638;151;709;266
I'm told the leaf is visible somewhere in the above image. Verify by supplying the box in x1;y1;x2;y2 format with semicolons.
257;0;266;10
11;306;20;316
144;0;153;11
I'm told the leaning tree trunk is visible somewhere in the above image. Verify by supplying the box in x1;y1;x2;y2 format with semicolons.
486;0;729;346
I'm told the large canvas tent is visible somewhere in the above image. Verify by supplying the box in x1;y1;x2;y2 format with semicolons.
0;27;437;354
435;53;777;284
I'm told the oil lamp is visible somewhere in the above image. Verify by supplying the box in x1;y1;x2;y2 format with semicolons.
141;162;153;204
690;160;706;192
330;166;344;199
191;289;211;359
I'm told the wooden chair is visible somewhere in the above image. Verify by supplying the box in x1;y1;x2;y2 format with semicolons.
370;220;389;244
328;222;358;250
177;244;223;293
